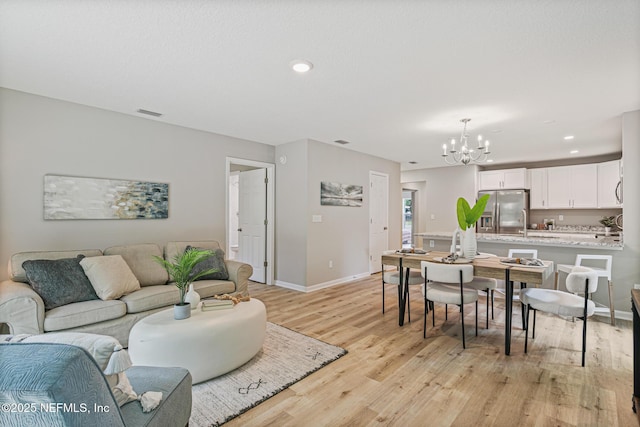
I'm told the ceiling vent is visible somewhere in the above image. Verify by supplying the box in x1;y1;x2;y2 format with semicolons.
334;139;350;145
136;108;163;117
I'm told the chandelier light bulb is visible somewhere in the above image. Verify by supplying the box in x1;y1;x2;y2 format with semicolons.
441;118;493;166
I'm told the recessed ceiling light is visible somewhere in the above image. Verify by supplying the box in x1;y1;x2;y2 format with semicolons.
290;59;313;73
408;161;418;165
570;150;579;154
564;135;574;140
486;159;494;163
334;139;350;145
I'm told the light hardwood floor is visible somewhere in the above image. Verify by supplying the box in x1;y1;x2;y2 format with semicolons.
225;274;635;427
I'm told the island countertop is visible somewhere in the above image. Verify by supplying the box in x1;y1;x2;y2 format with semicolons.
416;230;623;250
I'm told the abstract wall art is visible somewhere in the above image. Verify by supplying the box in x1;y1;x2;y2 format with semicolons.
320;181;363;207
44;174;169;220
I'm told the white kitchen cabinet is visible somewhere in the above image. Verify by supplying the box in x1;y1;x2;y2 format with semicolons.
478;168;527;190
597;160;622;208
529;168;548;209
547;164;598;208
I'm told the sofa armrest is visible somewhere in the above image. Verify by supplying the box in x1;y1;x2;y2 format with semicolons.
225;260;253;295
0;280;45;334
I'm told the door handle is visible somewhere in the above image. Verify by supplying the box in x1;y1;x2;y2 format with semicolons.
237;228;243;232
383;227;388;230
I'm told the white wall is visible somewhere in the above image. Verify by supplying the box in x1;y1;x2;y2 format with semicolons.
0;89;274;280
401;165;478;233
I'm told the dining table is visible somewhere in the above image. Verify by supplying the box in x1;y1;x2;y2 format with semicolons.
381;250;554;355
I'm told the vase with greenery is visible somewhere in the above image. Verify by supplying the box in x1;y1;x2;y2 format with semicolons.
456;194;490;260
599;215;616;235
153;248;217;319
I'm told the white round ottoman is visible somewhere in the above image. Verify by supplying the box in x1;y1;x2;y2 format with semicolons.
128;298;266;384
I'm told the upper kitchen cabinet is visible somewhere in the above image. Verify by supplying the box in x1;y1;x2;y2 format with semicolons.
597;159;623;208
547;164;598;208
478;168;528;190
529;168;548;209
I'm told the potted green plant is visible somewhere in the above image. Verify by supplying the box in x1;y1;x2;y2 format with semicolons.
599;215;616;236
153;248;217;320
456;194;490;260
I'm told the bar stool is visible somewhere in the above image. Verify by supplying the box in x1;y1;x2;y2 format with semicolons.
555;254;614;326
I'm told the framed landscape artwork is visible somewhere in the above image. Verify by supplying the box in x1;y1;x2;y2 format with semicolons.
44;174;169;220
320;181;363;207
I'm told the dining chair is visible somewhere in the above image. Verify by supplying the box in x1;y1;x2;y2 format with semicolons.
420;261;478;349
554;254;614;325
521;266;598;367
382;266;423;318
464;253;498;329
493;248;538;328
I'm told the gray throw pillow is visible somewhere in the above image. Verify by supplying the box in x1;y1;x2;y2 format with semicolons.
22;255;99;310
186;246;229;280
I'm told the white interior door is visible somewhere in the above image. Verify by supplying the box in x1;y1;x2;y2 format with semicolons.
238;168;267;283
369;171;389;273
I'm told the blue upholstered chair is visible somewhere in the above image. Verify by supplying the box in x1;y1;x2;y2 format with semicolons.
0;342;192;426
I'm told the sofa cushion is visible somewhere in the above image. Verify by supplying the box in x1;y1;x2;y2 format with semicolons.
44;299;127;332
186;246;229;280
192;279;236;298
165;240;222;264
119;285;181;314
9;249;103;283
22;255;99;310
104;244;169;286
80;255;141;300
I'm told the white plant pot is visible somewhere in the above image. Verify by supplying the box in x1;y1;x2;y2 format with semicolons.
174;303;191;320
185;283;201;309
463;228;477;260
604;227;611;236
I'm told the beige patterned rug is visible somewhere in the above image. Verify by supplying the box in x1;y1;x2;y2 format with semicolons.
190;322;347;427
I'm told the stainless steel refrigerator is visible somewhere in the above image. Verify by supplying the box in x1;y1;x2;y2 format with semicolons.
477;190;529;234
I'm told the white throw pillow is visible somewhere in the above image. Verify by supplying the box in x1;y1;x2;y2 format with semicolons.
80;255;141;300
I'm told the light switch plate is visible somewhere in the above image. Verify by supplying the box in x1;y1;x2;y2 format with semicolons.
312;215;322;223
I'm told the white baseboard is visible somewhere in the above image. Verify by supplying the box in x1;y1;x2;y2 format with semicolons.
593;309;632;322
275;272;371;293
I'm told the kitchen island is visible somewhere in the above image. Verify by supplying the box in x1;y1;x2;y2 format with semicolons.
418;229;623;251
416;229;625;321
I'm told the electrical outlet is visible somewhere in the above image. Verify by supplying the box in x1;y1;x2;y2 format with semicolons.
430;214;436;220
559;215;564;221
329;260;333;268
430;240;435;248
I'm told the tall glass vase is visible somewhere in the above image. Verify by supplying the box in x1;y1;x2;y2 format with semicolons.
463;227;477;260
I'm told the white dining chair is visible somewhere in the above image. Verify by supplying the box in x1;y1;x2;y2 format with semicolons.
554;254;614;326
493;249;538;328
420;261;478;349
382;268;423;318
521;266;599;367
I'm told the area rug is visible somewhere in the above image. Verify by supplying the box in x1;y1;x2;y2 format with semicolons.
189;322;347;427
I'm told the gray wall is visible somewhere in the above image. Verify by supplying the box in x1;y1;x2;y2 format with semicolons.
274;140;309;286
0;89;274;280
620;110;640;306
276;139;401;289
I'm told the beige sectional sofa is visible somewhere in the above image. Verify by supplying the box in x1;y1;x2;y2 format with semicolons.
0;241;252;346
